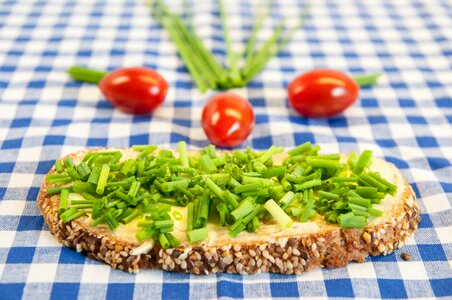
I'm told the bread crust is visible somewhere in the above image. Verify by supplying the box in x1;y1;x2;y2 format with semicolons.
37;148;421;274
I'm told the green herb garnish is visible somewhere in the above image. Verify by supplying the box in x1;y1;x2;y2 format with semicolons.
48;141;397;249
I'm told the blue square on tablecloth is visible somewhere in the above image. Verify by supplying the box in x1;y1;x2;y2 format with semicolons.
50;283;80;300
328;117;348;128
270;280;299;298
378;279;408;298
106;283;135;299
416;136;439;148
58;247;86;264
27;79;47;88
417;244;448;262
440;182;452;193
294;132;315;145
2;139;22;149
435;97;451;108
0;162;15;173
384;157;409;169
52;119;71;126
399;99;416;107
17;216;43;231
325;278;354;297
130;134;149;146
407;116;427;124
170;133;188;144
418;213;432;229
10;118;31;128
44;135;65;146
27;187;40;201
87;138;108;147
337;136;356;143
162;282;189;299
0;283;24;300
430;278;452;297
368;116;387;124
252;136;273;149
217;278;243;298
376;139;397;148
36;160;55;174
427;157;450;170
7;247;35;264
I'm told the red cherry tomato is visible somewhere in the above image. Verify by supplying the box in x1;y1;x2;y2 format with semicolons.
288;69;359;118
98;67;168;115
202;93;255;148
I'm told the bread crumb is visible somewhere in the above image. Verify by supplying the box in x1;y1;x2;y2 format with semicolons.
401;252;412;260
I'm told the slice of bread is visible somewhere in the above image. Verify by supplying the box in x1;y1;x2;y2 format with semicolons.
37;148;421;275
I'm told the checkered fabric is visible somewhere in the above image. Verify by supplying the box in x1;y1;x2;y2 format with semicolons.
0;0;451;299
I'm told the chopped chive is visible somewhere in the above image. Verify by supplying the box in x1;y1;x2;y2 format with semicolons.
199;154;217;173
234;182;262;194
353;73;382;87
177;141;189;168
318;190;340;200
47;187;71;195
187;228;208;242
122;209;141;224
264;199;293;229
294;179;322;191
368;207;384;217
187;202;194;231
77;162;91;179
306;157;341;169
288;142;312;156
261;166;286;178
72;182;97;194
258;145;284;163
300;189;315;222
121;159;136;176
278;191;296;209
358;174;388;192
165;232;180;248
159;233;170;249
55;160;63;172
337;212;366;229
229;222;246;237
230;198;254;220
127;181;141;199
137;145;157;159
136;229;155;242
332;176;358;183
161;179;189;193
59;189;69;214
353;150;373;174
96;165;110;195
64;157;75;169
155;220;174;229
87;167;100;185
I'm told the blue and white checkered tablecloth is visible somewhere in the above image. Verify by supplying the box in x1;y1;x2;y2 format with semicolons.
0;0;451;298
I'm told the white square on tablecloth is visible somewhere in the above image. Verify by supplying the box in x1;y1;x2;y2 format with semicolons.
37;231;61;247
81;264;111;283
17;147;43;162
435;227;452;245
26;263;58;282
420;194;451;214
0;200;26;216
8;173;35;188
398;261;429;280
347;261;377;279
0;231;16;247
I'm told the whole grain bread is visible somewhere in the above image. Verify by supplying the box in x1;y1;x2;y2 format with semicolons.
37;148;421;275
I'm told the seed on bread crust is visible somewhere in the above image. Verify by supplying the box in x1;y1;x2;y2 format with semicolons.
37;148;422;275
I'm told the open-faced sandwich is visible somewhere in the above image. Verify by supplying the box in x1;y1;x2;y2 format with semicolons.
37;142;421;274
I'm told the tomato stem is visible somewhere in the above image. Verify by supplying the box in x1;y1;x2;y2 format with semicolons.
352;72;382;87
67;66;108;84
